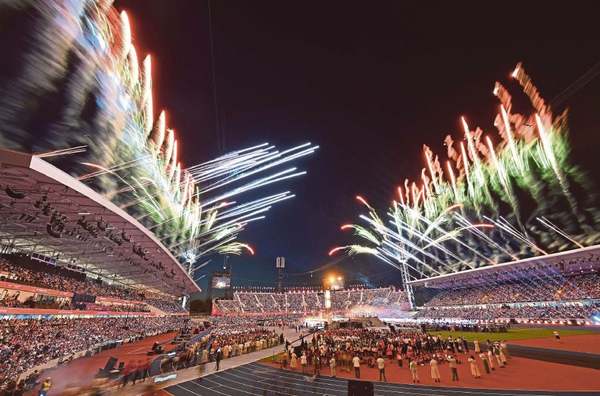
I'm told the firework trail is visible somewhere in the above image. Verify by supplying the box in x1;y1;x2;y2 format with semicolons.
0;1;317;274
331;64;600;281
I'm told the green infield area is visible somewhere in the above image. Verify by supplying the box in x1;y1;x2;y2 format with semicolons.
429;327;594;342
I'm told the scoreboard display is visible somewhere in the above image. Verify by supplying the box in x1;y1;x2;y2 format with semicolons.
212;275;231;289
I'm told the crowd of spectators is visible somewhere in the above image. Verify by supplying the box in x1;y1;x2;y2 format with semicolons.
425;272;600;307
81;302;150;313
416;322;509;333
0;316;189;389
0;256;143;301
0;313;289;392
0;290;71;310
144;298;187;314
213;287;407;315
416;271;600;322
0;289;151;313
416;302;600;322
210;314;304;330
0;256;189;314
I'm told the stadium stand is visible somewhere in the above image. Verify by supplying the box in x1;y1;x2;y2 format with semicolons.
212;286;408;315
0;150;198;393
406;246;600;324
415;271;600;323
145;297;188;314
416;303;600;323
0;255;190;314
0;254;143;301
424;273;600;307
0;316;189;389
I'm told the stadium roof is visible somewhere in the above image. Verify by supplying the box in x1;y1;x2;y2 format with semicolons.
0;148;200;296
408;244;600;289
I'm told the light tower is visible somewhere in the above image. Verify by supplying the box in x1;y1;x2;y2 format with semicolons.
395;251;415;310
401;261;416;310
275;256;285;292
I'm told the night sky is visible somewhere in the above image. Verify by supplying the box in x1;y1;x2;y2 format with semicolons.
113;1;600;293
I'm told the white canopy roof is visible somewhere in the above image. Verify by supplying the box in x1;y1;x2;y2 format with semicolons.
408;244;600;289
0;148;200;296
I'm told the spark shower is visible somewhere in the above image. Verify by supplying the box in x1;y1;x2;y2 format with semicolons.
0;0;317;277
332;63;600;282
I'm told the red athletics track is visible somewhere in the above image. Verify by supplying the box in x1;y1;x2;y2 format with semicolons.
508;333;600;354
26;332;179;396
262;354;600;392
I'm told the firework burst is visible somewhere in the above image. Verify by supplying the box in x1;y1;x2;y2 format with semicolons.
0;1;317;279
331;64;600;282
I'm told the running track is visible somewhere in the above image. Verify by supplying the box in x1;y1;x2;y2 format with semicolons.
165;362;596;396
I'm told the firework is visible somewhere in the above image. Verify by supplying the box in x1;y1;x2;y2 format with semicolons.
332;64;600;283
0;1;317;281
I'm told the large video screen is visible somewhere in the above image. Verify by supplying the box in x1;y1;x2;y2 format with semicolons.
212;275;231;289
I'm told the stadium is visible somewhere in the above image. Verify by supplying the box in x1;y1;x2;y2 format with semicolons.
1;1;599;396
